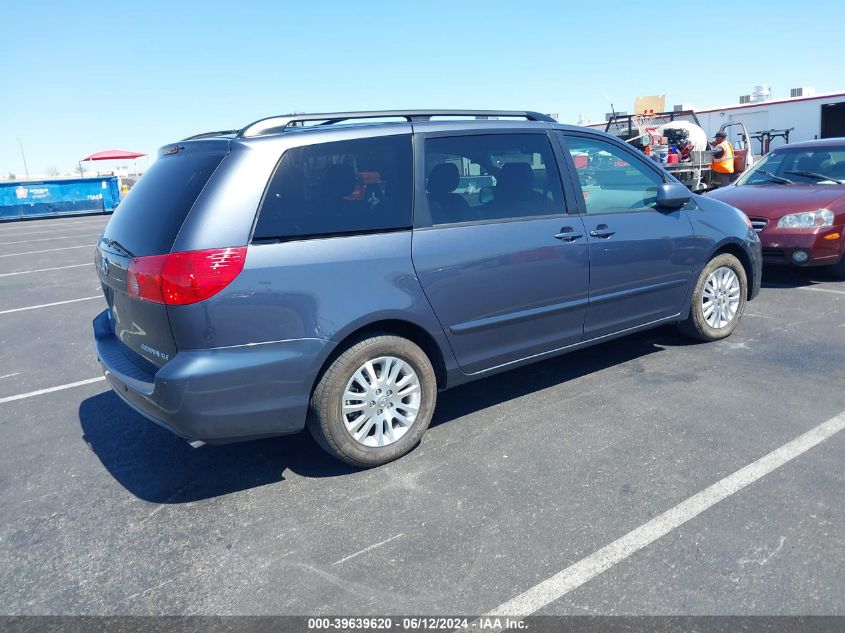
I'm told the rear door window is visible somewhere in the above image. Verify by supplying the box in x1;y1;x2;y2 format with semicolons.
102;148;226;256
254;135;413;240
423;134;565;226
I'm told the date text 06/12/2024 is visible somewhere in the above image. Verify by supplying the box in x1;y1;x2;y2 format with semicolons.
306;617;527;630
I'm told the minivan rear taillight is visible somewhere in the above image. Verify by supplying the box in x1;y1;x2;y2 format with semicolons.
126;247;247;305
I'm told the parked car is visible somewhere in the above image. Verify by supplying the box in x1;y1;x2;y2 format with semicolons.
706;138;845;277
93;110;761;467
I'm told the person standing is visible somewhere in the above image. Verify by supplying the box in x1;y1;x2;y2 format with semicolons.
710;131;735;187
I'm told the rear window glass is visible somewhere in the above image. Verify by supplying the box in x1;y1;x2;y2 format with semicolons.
254;135;412;241
103;149;225;256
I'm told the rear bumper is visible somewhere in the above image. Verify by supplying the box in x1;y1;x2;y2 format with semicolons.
93;309;333;443
759;226;844;266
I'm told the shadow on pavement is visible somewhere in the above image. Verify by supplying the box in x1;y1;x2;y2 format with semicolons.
79;392;356;504
761;265;843;289
430;326;686;429
80;326;681;504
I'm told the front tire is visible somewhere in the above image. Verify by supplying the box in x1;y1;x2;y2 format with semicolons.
678;253;748;342
307;335;437;467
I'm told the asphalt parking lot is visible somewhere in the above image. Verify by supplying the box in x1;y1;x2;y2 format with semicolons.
0;214;843;616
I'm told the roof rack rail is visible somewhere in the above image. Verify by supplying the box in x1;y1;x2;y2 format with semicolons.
181;129;239;141
238;110;556;138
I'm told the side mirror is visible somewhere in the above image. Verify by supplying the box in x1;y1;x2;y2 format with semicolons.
656;182;690;209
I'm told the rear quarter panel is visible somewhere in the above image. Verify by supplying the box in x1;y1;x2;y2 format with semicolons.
169;140;280;252
166;231;458;374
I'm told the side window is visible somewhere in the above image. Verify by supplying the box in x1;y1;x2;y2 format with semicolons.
254;135;412;240
561;134;663;213
423;134;565;226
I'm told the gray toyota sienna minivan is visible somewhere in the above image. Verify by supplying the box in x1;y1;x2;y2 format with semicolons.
94;110;762;467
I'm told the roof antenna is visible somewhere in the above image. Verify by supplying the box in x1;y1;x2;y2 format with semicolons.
601;88;618;120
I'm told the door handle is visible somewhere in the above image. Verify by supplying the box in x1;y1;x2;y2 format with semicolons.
554;227;584;242
589;224;615;239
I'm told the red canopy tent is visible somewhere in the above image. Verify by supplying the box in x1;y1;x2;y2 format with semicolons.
81;149;146;161
79;149;147;180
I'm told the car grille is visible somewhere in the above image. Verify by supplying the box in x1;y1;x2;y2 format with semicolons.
749;217;768;233
762;248;786;261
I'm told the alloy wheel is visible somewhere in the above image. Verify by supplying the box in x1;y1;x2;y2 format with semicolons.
702;266;741;329
342;356;422;447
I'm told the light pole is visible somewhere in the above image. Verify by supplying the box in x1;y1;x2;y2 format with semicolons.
16;138;30;179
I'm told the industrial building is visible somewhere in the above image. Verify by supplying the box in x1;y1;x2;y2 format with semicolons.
584;86;845;154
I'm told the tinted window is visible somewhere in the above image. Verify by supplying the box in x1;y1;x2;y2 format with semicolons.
423;134;565;225
103;148;225;256
561;134;663;213
254;135;412;240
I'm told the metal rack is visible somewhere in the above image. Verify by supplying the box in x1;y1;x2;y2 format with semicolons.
237;110;556;138
751;128;794;154
662;150;714;192
604;110;702;143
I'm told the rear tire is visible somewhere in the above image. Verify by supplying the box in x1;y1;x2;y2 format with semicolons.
307;335;437;468
678;253;747;342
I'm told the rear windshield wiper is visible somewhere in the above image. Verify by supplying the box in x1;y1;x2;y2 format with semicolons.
756;170;794;185
785;170;844;183
101;238;136;258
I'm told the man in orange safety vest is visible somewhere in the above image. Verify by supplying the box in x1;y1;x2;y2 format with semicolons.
710;130;735;187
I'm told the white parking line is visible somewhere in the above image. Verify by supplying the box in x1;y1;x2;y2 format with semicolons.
0;218;110;233
766;283;845;295
0;376;106;406
0;228;105;240
0;244;96;258
0;296;101;315
798;286;845;295
488;411;845;617
0;372;20;380
0;263;92;278
0;233;101;246
0;226;107;238
333;533;404;565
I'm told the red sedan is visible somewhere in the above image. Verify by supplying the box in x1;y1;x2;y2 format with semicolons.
707;138;845;278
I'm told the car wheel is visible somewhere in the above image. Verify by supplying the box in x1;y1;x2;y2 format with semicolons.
307;335;437;467
678;253;748;342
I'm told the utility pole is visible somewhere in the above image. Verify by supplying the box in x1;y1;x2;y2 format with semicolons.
16;138;30;179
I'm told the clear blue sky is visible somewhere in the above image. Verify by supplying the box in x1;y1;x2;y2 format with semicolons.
2;0;844;177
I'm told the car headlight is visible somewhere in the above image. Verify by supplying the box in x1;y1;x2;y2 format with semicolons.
776;209;834;229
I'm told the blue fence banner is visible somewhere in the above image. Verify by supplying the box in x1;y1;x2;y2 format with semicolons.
0;176;120;221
